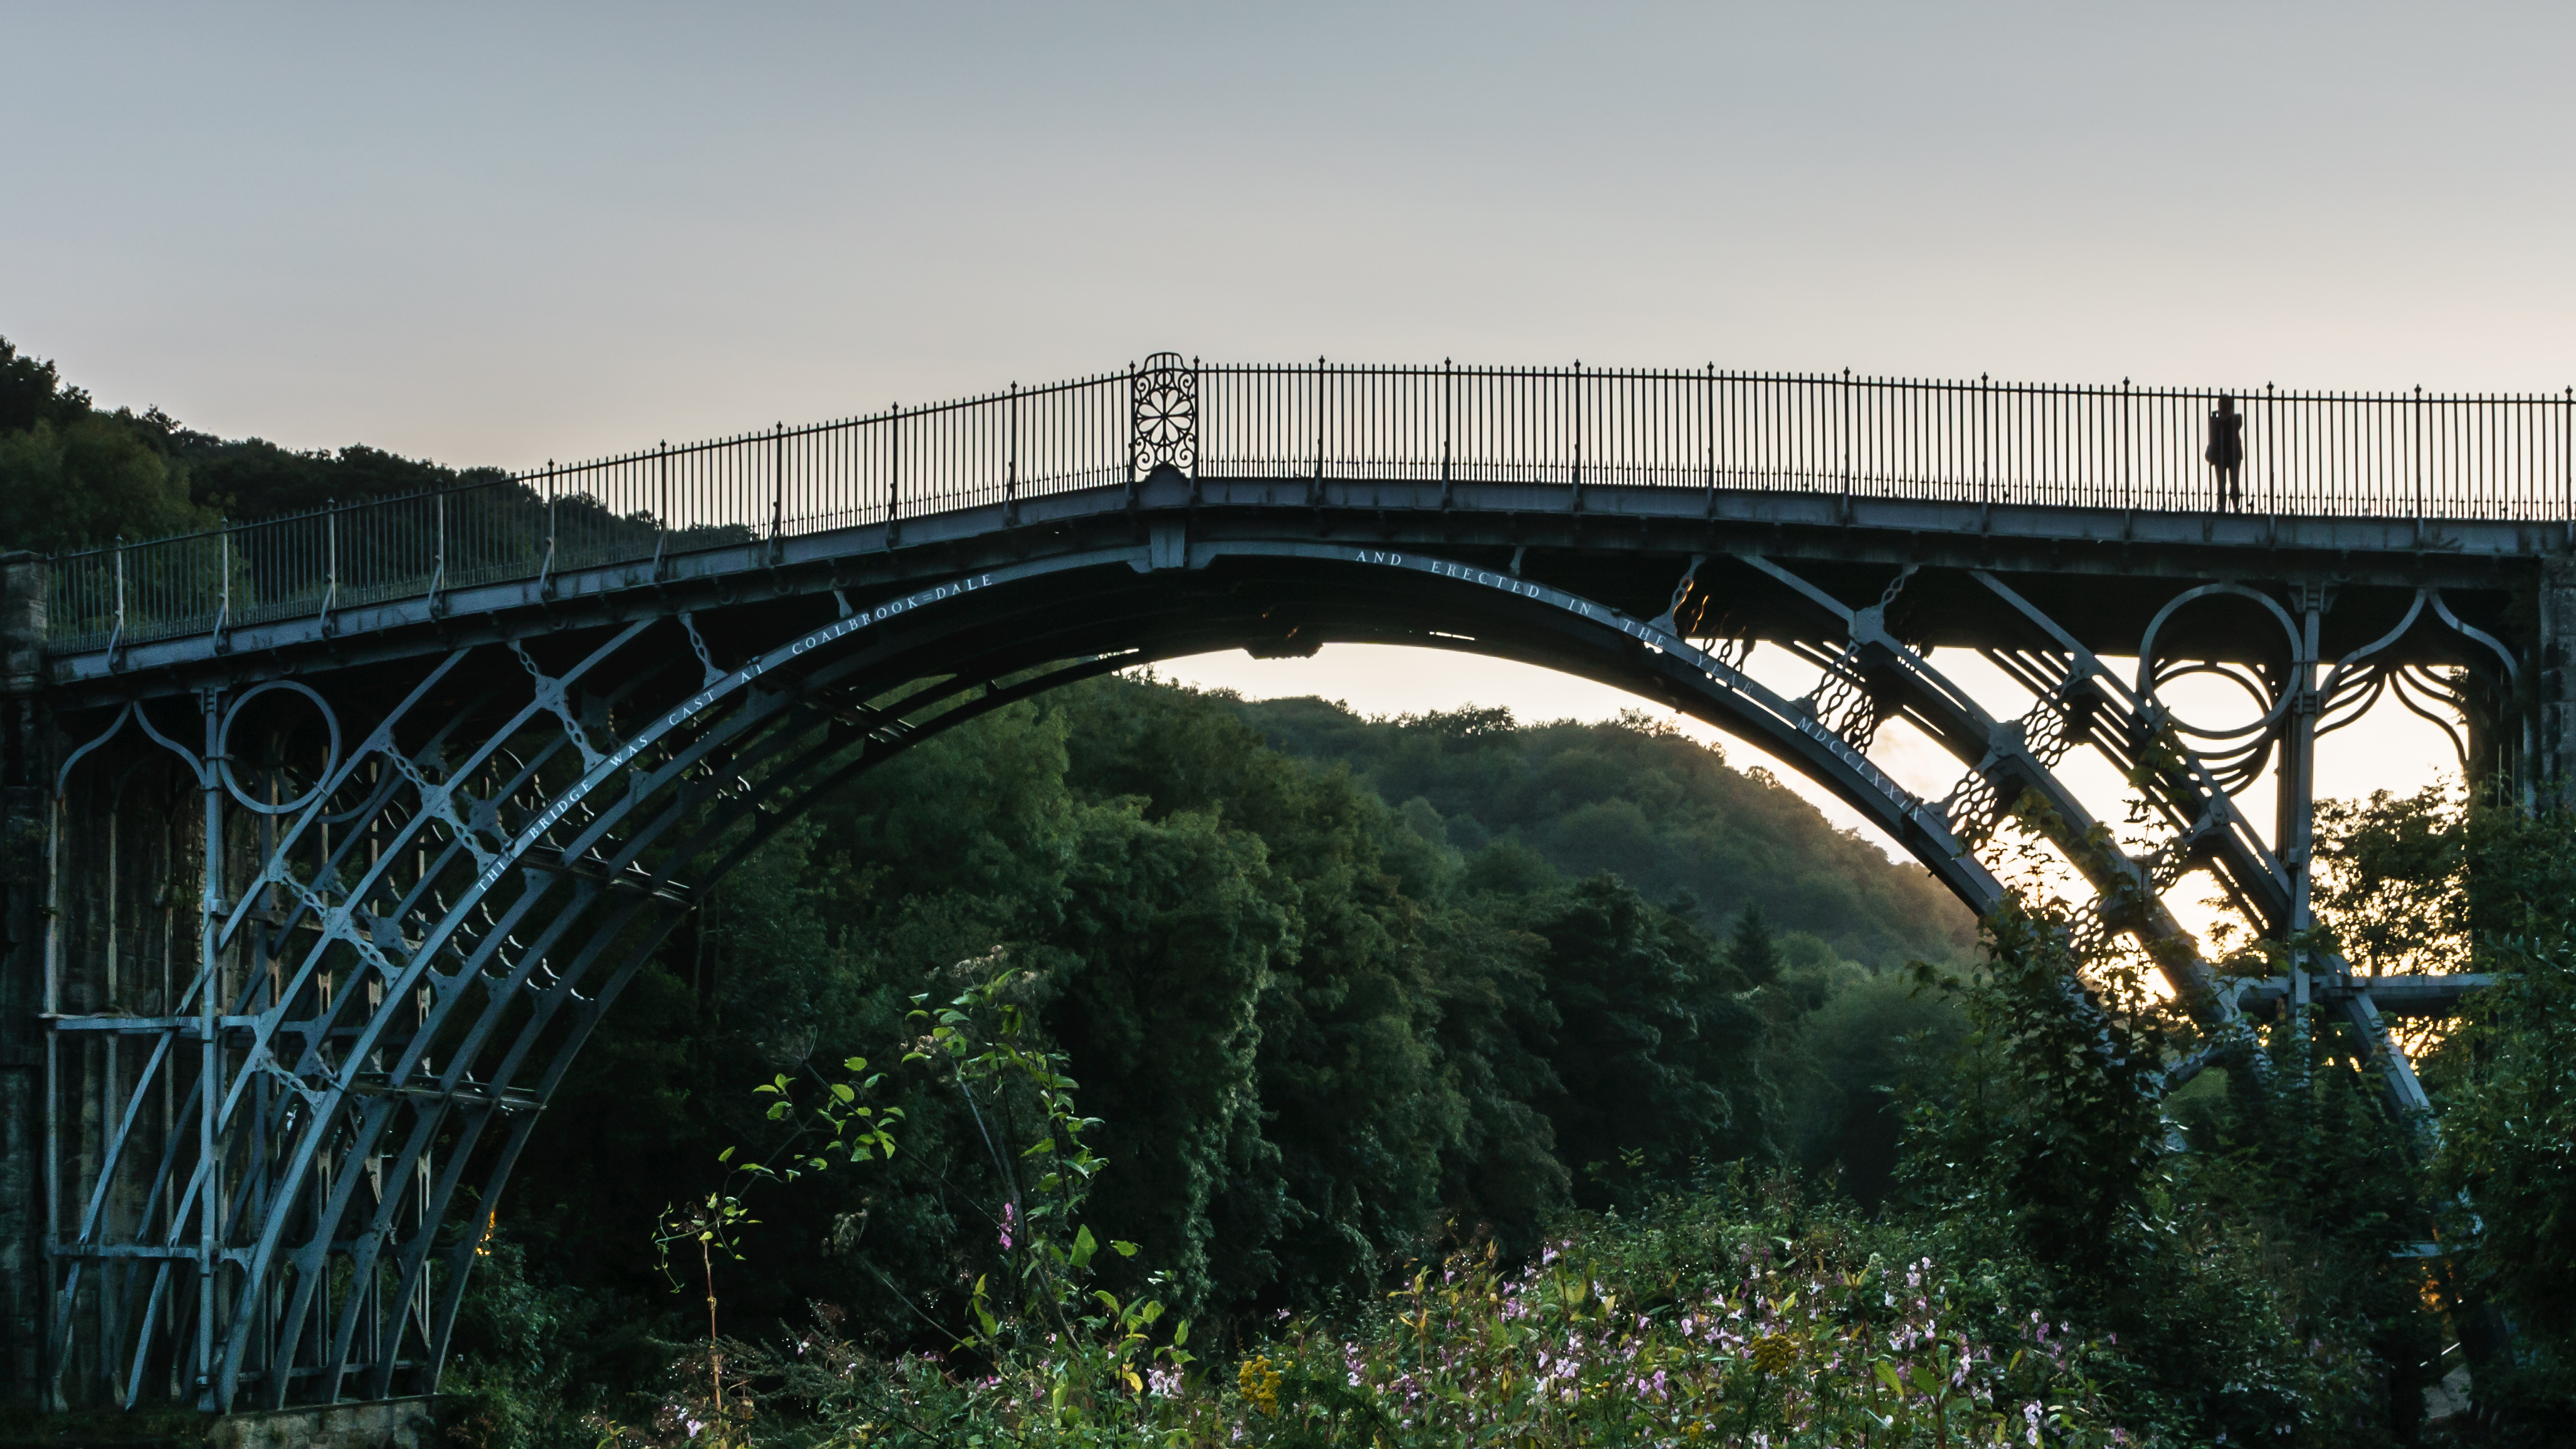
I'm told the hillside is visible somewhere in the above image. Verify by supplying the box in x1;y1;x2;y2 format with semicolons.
1231;694;1977;969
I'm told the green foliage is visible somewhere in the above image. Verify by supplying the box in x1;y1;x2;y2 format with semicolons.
2435;935;2576;1414
2319;786;2576;1418
0;415;209;552
0;332;507;556
1515;875;1750;1195
1725;900;1784;986
1894;885;2451;1443
1900;899;2173;1292
1236;697;1978;967
1773;967;1966;1204
662;1184;2143;1448
598;972;1195;1448
504;676;1839;1376
441;1231;631;1449
0;336;83;432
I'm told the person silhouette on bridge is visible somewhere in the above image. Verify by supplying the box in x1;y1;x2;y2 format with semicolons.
2206;394;2246;512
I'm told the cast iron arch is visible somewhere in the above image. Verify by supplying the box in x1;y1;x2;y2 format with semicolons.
55;539;2336;1409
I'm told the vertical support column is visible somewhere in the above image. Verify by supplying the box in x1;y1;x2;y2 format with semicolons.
2286;581;2436;1119
0;553;47;1402
193;687;220;1411
2278;586;2324;1019
2536;557;2576;806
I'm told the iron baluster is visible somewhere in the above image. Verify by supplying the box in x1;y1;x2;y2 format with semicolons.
214;521;231;648
429;492;447;611
1977;374;1992;526
2117;377;2135;534
1570;360;1583;508
1310;357;1326;507
2265;382;2278;530
1702;363;1716;519
534;469;558;598
105;535;125;665
652;442;668;579
1839;367;1853;522
1438;359;1452;508
775;420;791;559
321;500;340;630
2414;384;2426;543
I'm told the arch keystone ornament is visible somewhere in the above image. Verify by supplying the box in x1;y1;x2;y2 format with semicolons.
1131;352;1197;479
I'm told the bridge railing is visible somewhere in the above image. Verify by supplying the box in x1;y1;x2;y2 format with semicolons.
1198;363;2576;518
45;359;2576;653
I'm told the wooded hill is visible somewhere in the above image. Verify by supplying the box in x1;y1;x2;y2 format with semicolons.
1232;693;1973;969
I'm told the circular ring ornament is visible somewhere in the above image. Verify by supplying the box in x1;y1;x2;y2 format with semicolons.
2132;584;2304;744
219;680;344;815
2144;659;2277;742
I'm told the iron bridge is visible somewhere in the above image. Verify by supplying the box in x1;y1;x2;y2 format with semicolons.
0;354;2565;1411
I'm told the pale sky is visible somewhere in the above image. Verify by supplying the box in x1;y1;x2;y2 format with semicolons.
3;2;2534;917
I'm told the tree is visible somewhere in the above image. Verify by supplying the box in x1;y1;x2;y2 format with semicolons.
0;335;84;431
1519;875;1738;1198
0;415;209;553
1724;902;1783;986
1899;899;2170;1296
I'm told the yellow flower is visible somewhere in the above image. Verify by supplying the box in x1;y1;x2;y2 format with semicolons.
1749;1333;1798;1375
1237;1354;1285;1417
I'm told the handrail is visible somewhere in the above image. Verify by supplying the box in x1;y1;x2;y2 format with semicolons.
41;357;2576;653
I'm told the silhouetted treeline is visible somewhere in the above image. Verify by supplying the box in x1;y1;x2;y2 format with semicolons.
0;334;506;554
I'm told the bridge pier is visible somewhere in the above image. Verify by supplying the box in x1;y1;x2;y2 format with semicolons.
2537;559;2576;804
2;552;48;1403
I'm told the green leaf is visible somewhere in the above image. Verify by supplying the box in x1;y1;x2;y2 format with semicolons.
831;1082;857;1104
1070;1224;1098;1269
1171;1319;1189;1347
1876;1361;1904;1395
1111;1240;1139;1258
844;1056;867;1073
716;1146;734;1162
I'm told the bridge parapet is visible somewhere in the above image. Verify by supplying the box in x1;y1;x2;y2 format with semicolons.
40;359;2576;657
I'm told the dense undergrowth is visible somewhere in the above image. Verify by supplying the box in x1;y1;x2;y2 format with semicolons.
431;733;2576;1446
443;881;2501;1447
593;1190;2148;1448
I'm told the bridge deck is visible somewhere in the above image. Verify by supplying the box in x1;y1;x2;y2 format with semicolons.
50;472;2538;696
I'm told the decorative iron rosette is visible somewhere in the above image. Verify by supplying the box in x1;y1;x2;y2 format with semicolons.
1132;351;1197;477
